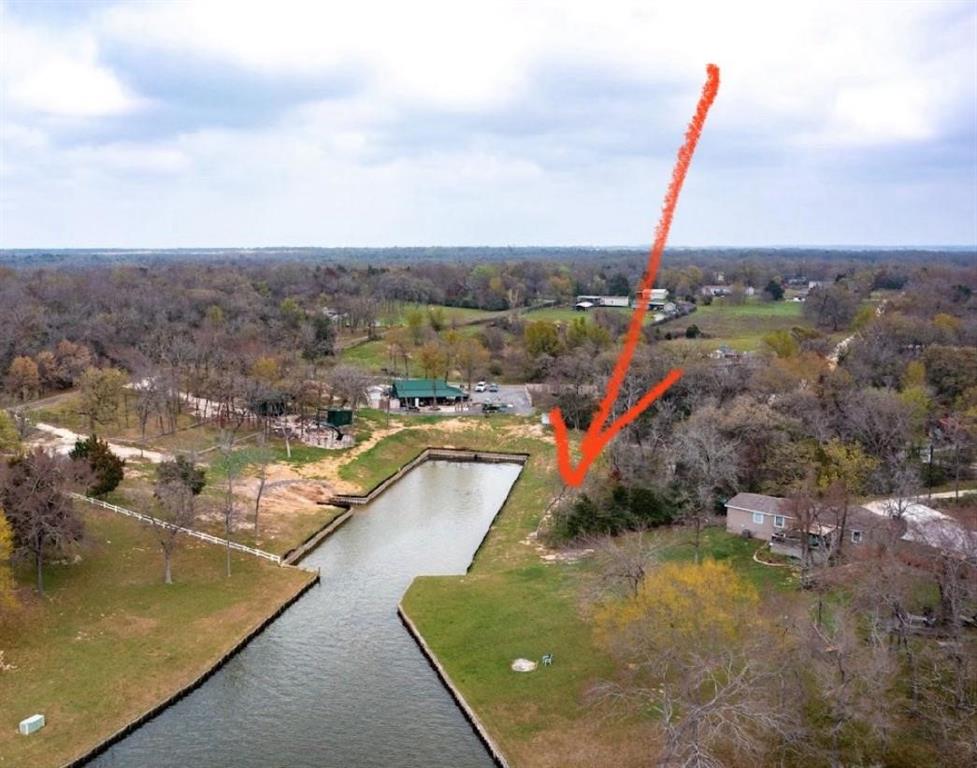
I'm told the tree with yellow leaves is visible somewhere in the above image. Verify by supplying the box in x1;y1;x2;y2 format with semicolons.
0;507;18;615
816;439;877;559
77;366;129;433
595;560;798;768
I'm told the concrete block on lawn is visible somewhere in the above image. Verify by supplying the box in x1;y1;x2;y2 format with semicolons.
19;714;45;735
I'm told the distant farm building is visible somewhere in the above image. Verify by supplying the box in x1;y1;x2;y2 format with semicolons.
390;378;467;408
634;288;670;309
574;295;630;310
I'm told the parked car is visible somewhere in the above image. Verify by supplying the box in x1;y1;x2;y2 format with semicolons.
487;382;499;392
481;402;503;413
474;381;487;392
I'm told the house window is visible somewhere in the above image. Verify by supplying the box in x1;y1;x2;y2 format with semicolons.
773;515;786;529
752;512;764;525
851;530;863;544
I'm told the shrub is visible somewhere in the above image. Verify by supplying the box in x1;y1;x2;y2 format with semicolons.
69;435;125;496
550;484;673;541
156;456;206;495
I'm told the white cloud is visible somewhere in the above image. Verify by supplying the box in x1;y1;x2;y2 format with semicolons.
94;0;975;145
0;7;144;118
66;143;190;174
100;0;541;110
1;0;974;247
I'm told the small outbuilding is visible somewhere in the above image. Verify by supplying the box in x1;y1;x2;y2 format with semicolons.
391;378;467;408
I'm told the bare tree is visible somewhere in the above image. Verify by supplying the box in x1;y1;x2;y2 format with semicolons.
151;481;198;584
803;282;859;331
0;449;87;594
911;633;977;766
326;364;373;409
671;415;740;563
937;415;974;501
9;407;34;441
804;605;900;764
134;374;166;456
879;461;922;520
589;529;663;599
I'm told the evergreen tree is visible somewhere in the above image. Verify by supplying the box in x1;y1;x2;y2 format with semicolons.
70;435;125;497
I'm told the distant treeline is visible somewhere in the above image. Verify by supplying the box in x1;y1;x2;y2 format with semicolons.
1;246;974;270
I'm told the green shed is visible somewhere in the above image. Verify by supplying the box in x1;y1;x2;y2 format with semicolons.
326;409;353;427
391;378;466;407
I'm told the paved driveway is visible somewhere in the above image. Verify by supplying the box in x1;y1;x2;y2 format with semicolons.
468;384;533;415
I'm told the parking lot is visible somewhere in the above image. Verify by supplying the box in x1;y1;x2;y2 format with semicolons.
467;383;533;415
369;382;534;417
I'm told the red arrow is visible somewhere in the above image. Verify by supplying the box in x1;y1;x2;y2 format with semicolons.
551;63;721;487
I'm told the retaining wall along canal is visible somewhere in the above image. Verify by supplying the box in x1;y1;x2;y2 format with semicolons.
330;447;528;507
64;570;320;768
398;606;510;768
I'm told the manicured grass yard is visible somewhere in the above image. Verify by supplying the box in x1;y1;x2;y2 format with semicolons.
0;507;313;768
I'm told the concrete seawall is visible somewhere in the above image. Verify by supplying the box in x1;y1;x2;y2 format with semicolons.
398;605;510;768
282;508;354;565
394;450;528;766
330;447;529;507
65;569;320;768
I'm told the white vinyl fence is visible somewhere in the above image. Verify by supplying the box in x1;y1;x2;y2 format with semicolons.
71;493;282;564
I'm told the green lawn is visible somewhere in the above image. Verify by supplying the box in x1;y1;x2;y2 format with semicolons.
0;508;312;768
341;323;497;375
524;307;630;324
341;337;398;372
660;299;809;352
382;303;506;327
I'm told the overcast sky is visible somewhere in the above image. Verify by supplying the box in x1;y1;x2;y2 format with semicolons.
1;0;975;248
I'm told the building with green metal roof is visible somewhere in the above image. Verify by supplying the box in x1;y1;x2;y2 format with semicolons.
391;378;466;407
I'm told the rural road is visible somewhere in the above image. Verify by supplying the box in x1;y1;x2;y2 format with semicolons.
30;422;172;463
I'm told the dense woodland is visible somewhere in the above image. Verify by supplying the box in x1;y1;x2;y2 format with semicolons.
1;249;976;767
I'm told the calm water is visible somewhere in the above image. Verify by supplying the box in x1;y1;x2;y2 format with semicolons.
90;460;522;768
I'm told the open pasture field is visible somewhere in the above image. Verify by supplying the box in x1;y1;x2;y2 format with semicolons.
661;299;808;351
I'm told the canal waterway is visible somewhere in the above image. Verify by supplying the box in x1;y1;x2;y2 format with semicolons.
90;460;522;768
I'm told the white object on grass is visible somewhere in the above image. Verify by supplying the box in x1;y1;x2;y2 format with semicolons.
19;714;45;735
511;658;537;672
